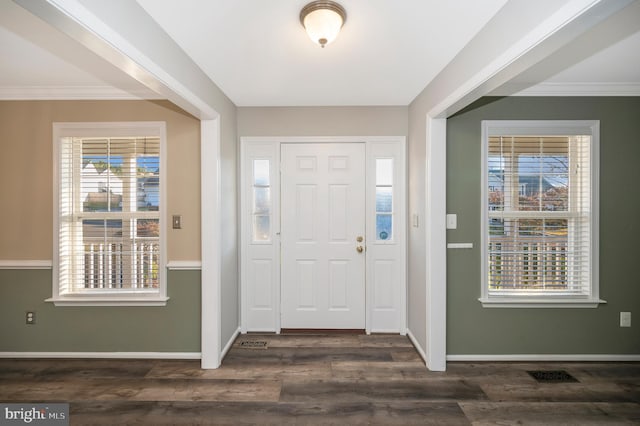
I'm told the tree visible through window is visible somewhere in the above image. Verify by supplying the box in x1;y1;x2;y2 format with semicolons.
52;122;166;305
481;121;601;307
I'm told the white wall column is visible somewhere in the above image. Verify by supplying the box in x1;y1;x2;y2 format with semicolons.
201;119;221;368
425;117;447;371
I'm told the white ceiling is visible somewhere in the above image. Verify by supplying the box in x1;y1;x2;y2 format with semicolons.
135;0;507;106
1;0;639;105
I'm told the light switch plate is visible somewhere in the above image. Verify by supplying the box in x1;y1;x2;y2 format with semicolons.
620;312;631;327
172;215;182;229
446;214;457;230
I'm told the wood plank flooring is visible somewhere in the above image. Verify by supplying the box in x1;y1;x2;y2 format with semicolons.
0;333;638;425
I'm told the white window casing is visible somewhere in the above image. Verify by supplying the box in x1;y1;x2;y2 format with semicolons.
50;122;168;306
480;120;604;308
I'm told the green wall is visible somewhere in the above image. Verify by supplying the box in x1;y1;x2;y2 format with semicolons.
0;269;200;353
447;96;640;355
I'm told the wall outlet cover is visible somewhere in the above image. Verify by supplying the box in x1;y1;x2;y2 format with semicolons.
620;312;631;327
446;214;457;230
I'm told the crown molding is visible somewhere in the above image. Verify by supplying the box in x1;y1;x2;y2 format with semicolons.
493;82;640;97
0;85;163;100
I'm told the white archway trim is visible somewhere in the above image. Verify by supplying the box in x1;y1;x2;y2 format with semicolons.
15;0;220;120
201;119;222;368
15;0;227;369
414;0;633;371
425;117;447;371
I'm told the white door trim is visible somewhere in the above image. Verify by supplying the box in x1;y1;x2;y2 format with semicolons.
240;136;406;335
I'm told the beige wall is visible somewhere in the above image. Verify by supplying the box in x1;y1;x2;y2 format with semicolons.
0;100;201;261
217;97;240;345
406;96;427;350
238;106;408;137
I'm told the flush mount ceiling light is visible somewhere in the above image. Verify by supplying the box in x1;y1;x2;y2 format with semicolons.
300;1;347;48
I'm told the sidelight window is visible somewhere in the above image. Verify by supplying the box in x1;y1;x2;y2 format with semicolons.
252;159;272;242
375;158;393;241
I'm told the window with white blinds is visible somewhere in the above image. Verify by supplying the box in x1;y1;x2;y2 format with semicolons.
51;122;167;306
480;121;602;308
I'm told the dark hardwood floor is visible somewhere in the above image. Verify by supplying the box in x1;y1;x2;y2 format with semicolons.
1;333;639;424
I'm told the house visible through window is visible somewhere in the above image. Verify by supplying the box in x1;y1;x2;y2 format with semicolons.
375;158;393;241
51;122;167;306
481;120;602;308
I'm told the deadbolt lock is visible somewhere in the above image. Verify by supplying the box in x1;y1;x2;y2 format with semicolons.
356;236;363;242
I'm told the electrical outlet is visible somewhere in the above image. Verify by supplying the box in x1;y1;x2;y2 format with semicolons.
26;311;35;325
620;312;631;327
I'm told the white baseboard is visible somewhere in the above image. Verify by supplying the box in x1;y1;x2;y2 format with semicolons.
221;327;241;360
406;329;427;365
0;352;201;359
370;328;403;334
447;354;640;362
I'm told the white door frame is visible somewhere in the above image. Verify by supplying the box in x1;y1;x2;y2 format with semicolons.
240;136;406;335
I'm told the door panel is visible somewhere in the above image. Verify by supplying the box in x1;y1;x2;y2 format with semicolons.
281;143;365;329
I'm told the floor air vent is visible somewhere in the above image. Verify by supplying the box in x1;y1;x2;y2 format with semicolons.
240;340;268;349
527;370;578;383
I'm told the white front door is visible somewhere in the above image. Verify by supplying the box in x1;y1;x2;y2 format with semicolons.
281;143;366;329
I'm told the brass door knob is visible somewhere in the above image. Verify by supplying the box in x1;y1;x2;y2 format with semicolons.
356;246;364;253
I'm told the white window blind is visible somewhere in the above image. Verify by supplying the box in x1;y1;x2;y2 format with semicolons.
481;121;601;307
52;122;166;305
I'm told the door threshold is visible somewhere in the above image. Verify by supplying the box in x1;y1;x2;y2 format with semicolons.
280;329;366;335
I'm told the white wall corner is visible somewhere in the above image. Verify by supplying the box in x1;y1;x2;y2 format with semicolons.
221;327;241;360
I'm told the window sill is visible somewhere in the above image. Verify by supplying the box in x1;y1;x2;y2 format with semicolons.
46;296;169;307
478;297;606;308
